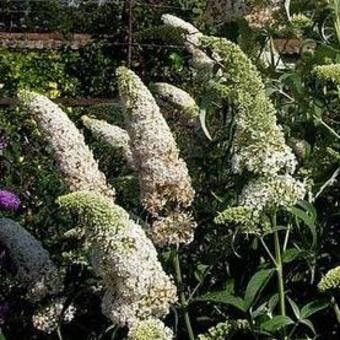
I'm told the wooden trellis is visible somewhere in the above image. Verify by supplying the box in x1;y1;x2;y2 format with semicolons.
0;32;94;49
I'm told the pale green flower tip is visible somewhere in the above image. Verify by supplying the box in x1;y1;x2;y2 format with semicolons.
58;191;126;221
313;64;340;84
116;65;129;75
81;115;92;127
318;266;340;292
116;66;134;92
116;66;145;103
214;206;263;235
58;190;105;209
214;206;256;225
128;319;173;340
17;89;37;104
197;318;250;340
290;13;312;29
116;66;133;84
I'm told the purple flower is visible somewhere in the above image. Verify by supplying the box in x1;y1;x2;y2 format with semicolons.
0;190;21;212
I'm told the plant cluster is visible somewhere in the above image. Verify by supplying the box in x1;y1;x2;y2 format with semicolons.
0;1;340;340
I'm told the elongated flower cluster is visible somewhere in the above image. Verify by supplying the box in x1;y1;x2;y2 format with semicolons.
18;91;114;199
127;318;173;340
318;266;340;292
162;15;297;176
162;14;214;74
149;82;199;121
201;36;306;230
58;191;177;326
116;67;196;246
0;190;21;212
197;318;250;340
81;115;134;168
162;15;306;235
0;218;63;302
313;64;340;84
199;36;297;176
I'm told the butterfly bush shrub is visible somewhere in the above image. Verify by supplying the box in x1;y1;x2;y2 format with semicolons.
1;1;340;339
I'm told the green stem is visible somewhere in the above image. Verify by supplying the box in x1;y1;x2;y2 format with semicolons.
174;252;195;340
56;327;63;340
316;117;340;140
272;213;286;317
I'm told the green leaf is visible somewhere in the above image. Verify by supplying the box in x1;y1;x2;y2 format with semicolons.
300;319;316;335
198;291;247;312
289;206;317;247
297;201;317;222
224;279;235;295
282;248;300;264
300;299;329;319
194;264;209;283
260;316;294;332
251;302;268;319
287;297;301;320
268;294;279;314
289;207;315;226
244;269;274;309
